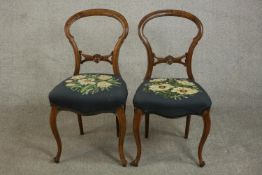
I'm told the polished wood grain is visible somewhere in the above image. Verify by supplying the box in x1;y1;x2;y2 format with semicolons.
49;106;61;163
130;108;144;166
116;106;128;166
132;10;210;167
116;116;119;137
198;110;211;167
80;51;113;64
77;114;84;135
184;115;191;139
50;9;129;166
145;113;149;138
153;53;187;66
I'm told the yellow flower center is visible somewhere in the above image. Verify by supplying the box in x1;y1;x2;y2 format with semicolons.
179;89;188;93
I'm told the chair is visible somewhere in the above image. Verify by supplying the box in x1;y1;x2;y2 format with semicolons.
48;9;129;166
131;10;212;167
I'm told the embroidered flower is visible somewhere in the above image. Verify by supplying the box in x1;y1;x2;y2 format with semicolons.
65;74;120;95
78;79;96;85
66;83;75;87
176;80;195;86
87;78;95;81
97;81;112;88
71;75;86;80
98;75;112;81
149;83;173;91
172;87;198;95
65;80;73;83
149;78;167;83
144;78;201;100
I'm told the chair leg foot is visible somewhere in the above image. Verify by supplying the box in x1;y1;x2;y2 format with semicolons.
116;107;127;167
130;159;139;167
199;161;205;167
131;108;143;167
121;160;128;167
198;110;211;167
54;157;60;163
50;106;62;163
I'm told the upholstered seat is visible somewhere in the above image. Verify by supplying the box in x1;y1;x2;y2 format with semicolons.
49;73;128;115
133;78;211;118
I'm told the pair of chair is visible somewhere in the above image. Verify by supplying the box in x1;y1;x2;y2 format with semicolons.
49;9;212;167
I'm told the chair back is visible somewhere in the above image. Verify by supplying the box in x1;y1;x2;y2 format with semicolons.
138;10;203;80
64;9;129;76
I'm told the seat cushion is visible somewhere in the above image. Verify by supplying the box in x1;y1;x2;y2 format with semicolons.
49;73;128;115
133;78;212;118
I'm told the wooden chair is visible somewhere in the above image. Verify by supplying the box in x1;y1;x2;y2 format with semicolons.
48;9;129;166
131;10;212;167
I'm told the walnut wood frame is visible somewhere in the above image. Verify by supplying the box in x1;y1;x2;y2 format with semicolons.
131;10;211;167
50;9;128;166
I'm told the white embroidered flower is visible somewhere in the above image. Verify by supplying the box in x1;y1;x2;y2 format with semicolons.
176;80;195;86
97;81;112;88
149;78;167;83
78;79;96;85
87;78;95;81
172;87;198;95
98;75;112;81
66;83;75;87
149;83;173;91
65;80;73;83
71;75;86;80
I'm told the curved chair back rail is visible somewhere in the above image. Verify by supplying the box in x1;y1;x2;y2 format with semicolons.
138;9;203;80
64;9;129;76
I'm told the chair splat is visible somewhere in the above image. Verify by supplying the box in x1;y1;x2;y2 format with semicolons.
80;51;113;64
153;53;187;66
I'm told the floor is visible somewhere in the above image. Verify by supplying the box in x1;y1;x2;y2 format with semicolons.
0;104;261;175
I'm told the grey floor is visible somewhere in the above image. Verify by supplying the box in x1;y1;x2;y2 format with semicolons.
0;104;261;175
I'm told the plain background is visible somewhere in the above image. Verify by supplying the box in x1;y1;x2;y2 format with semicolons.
0;0;261;175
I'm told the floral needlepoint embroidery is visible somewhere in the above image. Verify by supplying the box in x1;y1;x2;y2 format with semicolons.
172;87;198;95
149;78;167;83
97;81;112;88
65;74;121;95
149;83;173;91
144;78;200;100
98;75;112;81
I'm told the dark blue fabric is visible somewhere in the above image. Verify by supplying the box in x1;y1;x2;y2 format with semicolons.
133;79;212;118
49;74;128;115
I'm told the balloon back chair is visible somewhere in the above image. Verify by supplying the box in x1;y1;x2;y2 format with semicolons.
48;9;129;166
131;10;212;167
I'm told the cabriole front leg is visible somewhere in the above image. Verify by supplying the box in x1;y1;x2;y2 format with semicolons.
198;110;211;167
116;107;127;167
49;106;62;163
130;108;143;166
